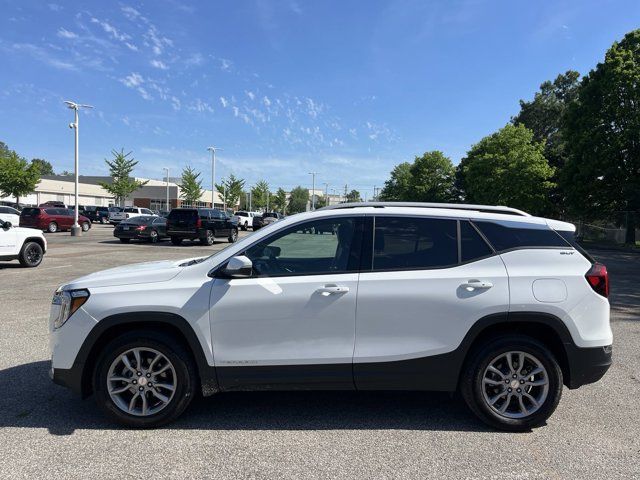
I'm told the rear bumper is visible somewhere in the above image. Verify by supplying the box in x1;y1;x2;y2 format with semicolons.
565;344;612;389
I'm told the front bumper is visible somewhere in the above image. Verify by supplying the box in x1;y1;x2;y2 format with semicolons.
50;364;84;396
565;344;612;389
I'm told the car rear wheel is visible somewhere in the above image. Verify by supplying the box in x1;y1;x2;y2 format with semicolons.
119;238;130;243
228;228;238;243
93;331;197;428
170;237;182;245
201;230;215;246
18;241;43;267
241;222;248;231
47;222;58;233
149;230;159;243
81;222;90;232
460;334;563;431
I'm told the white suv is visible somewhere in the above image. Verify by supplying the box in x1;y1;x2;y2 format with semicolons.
49;203;612;430
0;218;47;267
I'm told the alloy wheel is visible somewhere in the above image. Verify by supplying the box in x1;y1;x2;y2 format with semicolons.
481;351;549;419
106;347;177;417
25;244;42;266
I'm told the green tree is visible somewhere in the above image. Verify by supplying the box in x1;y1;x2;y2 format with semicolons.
288;186;309;213
59;170;72;176
251;180;270;210
179;166;204;205
562;30;640;244
215;174;245;209
346;189;362;202
99;149;148;206
30;158;55;176
459;124;554;215
271;188;288;213
0;145;40;206
379;162;412;201
408;151;456;202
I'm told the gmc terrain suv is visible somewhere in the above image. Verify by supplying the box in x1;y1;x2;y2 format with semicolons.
49;203;611;430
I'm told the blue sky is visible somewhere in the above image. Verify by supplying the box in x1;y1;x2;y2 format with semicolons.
1;0;639;198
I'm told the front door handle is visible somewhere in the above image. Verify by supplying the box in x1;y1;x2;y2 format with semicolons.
461;280;493;291
316;284;350;295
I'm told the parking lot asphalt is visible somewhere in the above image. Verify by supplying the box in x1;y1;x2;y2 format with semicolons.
0;225;638;479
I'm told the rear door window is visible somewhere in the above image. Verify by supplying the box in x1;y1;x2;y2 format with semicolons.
460;221;493;262
473;221;570;252
372;217;458;271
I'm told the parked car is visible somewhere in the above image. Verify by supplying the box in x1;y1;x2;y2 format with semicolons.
83;206;116;224
114;216;167;243
48;202;611;429
166;207;238;245
233;211;261;231
0;206;21;226
20;207;92;233
0;218;47;267
253;212;284;230
39;201;66;208
109;206;156;225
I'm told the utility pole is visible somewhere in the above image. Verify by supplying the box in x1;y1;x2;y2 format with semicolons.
206;146;222;207
64;100;93;236
308;172;317;210
163;167;170;211
222;179;227;211
323;182;329;206
344;184;348;203
266;190;270;211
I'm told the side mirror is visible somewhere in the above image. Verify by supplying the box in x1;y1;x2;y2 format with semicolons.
218;255;253;278
3;221;12;229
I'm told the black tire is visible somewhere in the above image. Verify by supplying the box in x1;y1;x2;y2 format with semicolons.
228;228;238;243
149;230;159;243
119;238;130;243
201;230;215;246
93;330;197;428
81;222;90;232
18;241;43;267
460;334;563;431
100;217;107;224
47;222;58;233
171;237;182;246
241;222;248;231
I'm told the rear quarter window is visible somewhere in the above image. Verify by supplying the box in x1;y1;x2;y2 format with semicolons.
21;208;40;216
473;221;570;252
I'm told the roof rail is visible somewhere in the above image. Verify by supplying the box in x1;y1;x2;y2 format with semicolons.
317;201;530;216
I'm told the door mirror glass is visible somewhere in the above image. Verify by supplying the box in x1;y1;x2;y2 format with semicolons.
3;221;12;229
220;255;253;278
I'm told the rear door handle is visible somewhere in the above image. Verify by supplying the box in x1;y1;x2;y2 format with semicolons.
316;284;350;295
461;280;493;291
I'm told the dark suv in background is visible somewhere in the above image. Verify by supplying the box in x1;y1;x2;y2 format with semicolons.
83;206;120;224
166;208;238;245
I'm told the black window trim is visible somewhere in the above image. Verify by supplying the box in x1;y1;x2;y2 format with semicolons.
212;214;366;279
470;220;574;254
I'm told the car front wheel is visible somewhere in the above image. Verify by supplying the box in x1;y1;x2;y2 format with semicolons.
460;334;563;431
81;222;90;232
18;241;43;267
93;331;197;428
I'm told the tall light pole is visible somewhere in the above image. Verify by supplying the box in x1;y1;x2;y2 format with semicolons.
323;182;329;207
207;146;222;208
163;167;170;211
64;100;93;236
308;171;317;210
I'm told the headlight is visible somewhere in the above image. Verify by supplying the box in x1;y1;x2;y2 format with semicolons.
52;288;90;329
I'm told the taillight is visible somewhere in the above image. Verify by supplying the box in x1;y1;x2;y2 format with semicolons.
136;225;146;231
586;263;609;298
196;218;202;228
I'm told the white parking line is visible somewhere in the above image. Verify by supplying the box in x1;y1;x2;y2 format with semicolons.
40;264;73;270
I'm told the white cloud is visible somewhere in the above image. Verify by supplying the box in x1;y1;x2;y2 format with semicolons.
171;96;181;110
57;28;78;39
220;97;228;108
90;17;131;42
120;72;144;88
246;91;255;101
10;43;75;70
145;25;172;56
122;116;130;126
185;52;204;66
150;59;168;70
188;99;214;113
263;96;271;107
48;3;62;11
220;58;232;71
125;42;138;51
121;6;142;21
137;87;152;100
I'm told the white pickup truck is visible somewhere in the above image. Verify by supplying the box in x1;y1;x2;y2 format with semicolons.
0;218;47;267
109;206;156;225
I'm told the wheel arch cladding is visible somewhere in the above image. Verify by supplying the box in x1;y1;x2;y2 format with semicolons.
24;237;46;252
77;312;218;398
